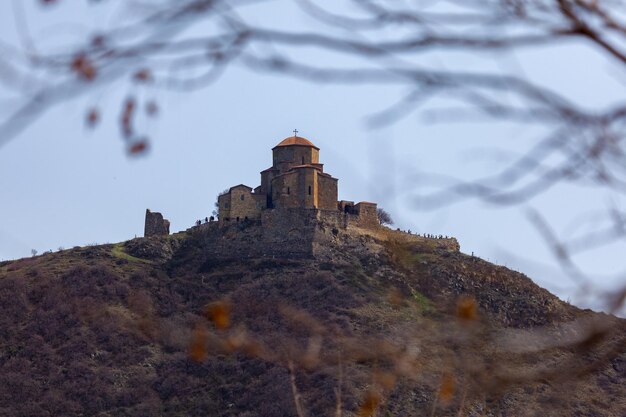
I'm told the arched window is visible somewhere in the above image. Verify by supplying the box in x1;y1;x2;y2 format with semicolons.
287;187;290;194
302;156;305;164
240;194;245;201
308;185;311;195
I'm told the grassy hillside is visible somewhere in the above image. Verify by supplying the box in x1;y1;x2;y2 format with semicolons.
0;230;624;416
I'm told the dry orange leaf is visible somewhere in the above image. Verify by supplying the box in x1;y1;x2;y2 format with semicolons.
188;326;208;363
91;35;105;48
205;300;231;330
129;140;149;155
71;53;97;81
133;69;152;83
121;97;136;138
86;108;99;128
357;390;381;417
456;296;478;321
438;373;455;405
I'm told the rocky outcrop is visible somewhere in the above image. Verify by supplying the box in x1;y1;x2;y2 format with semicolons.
124;235;181;262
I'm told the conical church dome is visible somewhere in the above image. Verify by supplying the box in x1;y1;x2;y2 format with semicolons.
273;136;319;150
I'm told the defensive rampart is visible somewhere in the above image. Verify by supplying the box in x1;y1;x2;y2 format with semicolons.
187;208;460;259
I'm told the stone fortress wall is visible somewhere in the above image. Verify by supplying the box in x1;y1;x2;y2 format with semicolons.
185;207;459;260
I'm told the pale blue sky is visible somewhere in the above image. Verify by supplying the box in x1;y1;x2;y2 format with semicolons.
0;1;624;313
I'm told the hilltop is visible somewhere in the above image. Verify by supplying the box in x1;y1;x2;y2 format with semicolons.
0;225;624;417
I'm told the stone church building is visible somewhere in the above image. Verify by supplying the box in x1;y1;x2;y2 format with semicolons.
142;134;460;259
218;135;377;224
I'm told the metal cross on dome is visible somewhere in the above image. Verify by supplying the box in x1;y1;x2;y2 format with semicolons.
293;129;298;137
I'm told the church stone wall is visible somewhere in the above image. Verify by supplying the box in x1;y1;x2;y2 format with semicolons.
317;175;338;210
260;169;276;197
272;146;293;168
298;168;317;208
224;186;261;221
272;171;300;209
144;209;170;237
300;147;319;165
272;146;319;173
217;193;231;220
253;194;266;211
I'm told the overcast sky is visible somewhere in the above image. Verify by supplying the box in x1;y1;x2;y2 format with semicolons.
0;1;624;314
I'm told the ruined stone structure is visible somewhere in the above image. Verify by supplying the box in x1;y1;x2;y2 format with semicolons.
218;135;378;225
144;209;170;237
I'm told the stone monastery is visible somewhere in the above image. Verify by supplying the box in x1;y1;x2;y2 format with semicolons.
143;133;382;253
217;135;377;225
143;134;459;258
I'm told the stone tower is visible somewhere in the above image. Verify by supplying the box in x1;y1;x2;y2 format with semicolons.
260;136;338;210
144;209;170;237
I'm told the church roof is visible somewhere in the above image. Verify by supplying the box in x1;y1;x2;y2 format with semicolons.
291;164;321;170
229;184;253;191
273;136;319;150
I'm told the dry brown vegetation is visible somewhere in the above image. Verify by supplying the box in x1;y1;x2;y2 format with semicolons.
0;230;624;416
